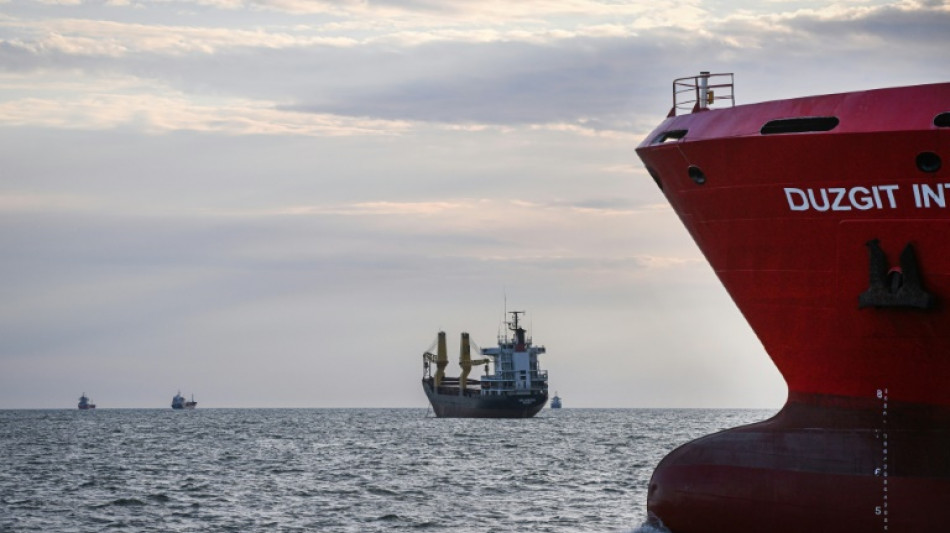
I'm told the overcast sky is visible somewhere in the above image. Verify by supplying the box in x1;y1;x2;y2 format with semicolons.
1;0;948;409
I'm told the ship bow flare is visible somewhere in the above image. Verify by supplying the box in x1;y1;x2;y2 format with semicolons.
636;73;950;532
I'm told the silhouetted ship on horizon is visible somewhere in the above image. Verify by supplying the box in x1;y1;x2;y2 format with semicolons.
171;391;197;409
77;393;95;410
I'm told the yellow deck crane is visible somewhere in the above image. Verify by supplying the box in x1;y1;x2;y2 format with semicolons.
458;332;490;394
422;331;449;387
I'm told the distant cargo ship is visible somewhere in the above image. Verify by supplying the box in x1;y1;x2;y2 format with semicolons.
550;393;562;409
635;72;950;532
421;311;548;418
77;393;95;410
171;391;197;409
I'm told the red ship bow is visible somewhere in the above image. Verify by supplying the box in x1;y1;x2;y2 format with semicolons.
636;74;950;532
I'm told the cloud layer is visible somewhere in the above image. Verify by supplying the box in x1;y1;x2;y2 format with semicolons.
0;0;947;408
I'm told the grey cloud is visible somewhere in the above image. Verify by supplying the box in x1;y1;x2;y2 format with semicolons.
144;37;681;129
278;39;641;125
791;5;950;44
4;4;947;131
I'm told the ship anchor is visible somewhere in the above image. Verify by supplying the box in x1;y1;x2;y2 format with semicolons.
858;239;936;309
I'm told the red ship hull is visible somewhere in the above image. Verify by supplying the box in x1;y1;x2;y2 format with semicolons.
636;77;950;532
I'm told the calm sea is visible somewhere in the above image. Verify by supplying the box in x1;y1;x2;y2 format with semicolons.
0;408;775;532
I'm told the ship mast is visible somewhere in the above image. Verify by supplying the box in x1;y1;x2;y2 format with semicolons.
508;310;526;351
508;310;524;332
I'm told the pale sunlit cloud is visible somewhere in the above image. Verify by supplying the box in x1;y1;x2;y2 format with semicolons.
2;18;359;57
162;0;691;22
270;201;469;217
9;0;932;70
197;197;646;222
530;122;642;141
0;16;641;59
0;193;104;213
249;198;655;223
0;90;413;135
15;0;715;47
4;0;942;63
472;253;706;278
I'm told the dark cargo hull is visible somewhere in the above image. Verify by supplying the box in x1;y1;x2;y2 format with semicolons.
422;379;547;418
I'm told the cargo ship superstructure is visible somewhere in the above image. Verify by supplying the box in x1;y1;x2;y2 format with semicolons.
635;72;950;532
422;311;548;418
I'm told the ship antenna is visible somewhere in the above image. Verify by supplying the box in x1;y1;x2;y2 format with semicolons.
502;290;509;343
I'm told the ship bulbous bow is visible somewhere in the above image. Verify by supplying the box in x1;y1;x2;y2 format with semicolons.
646;393;950;532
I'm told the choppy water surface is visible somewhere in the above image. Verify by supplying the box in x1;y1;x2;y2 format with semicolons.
0;408;774;532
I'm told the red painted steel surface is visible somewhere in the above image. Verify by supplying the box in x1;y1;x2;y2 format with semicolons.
636;81;950;532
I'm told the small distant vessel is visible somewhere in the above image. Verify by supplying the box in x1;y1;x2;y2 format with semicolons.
171;391;197;409
421;310;549;418
550;393;562;409
77;393;96;410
